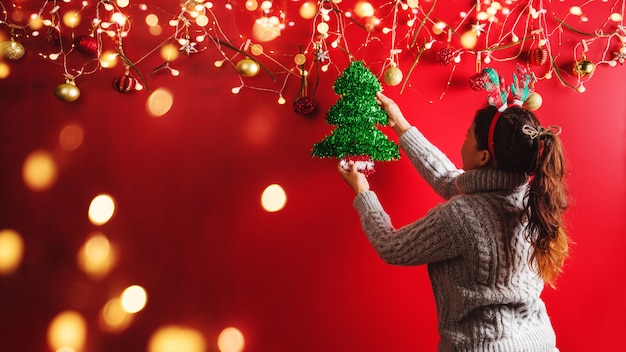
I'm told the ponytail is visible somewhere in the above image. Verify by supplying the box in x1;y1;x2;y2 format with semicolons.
524;132;570;287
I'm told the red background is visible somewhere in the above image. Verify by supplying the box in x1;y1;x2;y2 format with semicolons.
1;1;625;351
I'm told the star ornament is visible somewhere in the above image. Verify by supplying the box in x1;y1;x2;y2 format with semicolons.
314;48;329;62
613;49;626;65
179;41;198;55
471;22;486;36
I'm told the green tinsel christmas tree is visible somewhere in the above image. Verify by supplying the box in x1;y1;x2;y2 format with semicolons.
312;61;400;175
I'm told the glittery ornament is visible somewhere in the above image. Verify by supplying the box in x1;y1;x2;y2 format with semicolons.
529;47;548;66
435;47;455;66
74;35;98;55
383;65;403;86
312;61;400;176
523;92;543;111
112;74;136;93
469;72;487;91
293;96;317;116
235;58;260;77
54;81;81;102
1;39;26;60
573;58;594;76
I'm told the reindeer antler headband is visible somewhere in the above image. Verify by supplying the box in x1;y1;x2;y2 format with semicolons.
479;65;558;162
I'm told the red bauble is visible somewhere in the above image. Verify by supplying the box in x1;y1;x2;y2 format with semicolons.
435;47;455;66
112;74;136;93
293;96;317;116
529;47;548;66
74;35;98;55
469;73;487;91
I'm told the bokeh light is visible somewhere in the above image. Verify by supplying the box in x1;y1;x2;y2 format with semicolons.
88;194;116;226
148;325;207;352
22;149;58;191
299;2;317;19
261;184;287;212
77;232;115;280
120;285;148;313
47;310;87;352
147;88;174;117
217;327;245;352
0;62;10;78
100;297;134;333
354;1;374;17
252;16;282;42
160;44;180;61
62;10;81;28
59;123;85;151
0;229;24;275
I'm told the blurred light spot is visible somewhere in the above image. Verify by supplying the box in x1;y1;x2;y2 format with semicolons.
59;123;84;151
245;0;258;11
147;88;174;117
99;50;119;68
569;6;582;16
160;44;180;61
47;310;87;351
88;194;116;226
261;184;287;212
62;10;81;28
299;2;317;19
146;14;159;26
0;229;24;275
250;43;264;56
148;325;207;352
121;285;147;313
29;15;44;30
117;0;130;7
354;1;374;17
196;14;209;26
22;149;58;191
217;327;245;352
610;12;622;22
77;232;115;280
252;16;282;42
99;297;134;333
0;62;10;78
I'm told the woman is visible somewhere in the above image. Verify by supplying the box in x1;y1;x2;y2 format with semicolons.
338;92;570;351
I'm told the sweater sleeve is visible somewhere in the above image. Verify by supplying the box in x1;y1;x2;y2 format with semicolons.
353;190;462;266
399;126;463;200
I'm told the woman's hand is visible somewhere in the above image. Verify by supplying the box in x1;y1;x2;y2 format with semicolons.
337;160;370;195
376;92;411;136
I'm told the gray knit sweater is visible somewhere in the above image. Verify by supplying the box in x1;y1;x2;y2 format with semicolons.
353;127;556;351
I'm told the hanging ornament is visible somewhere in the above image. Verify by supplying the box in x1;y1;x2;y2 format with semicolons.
523;91;543;111
529;47;548;66
1;39;26;61
293;96;317;116
573;58;594;76
435;47;455;66
54;81;81;102
468;72;487;91
74;35;98;56
112;74;137;93
383;64;403;86
235;58;260;77
47;28;61;46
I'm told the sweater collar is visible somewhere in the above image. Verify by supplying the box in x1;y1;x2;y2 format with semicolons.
455;169;529;194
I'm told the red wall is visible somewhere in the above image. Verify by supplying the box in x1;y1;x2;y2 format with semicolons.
1;1;625;351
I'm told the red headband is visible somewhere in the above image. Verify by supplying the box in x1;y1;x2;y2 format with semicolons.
487;105;521;163
487;109;503;162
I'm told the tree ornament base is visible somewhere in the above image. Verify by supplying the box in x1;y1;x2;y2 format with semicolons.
339;155;375;176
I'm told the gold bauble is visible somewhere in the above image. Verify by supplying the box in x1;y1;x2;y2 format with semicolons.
1;40;26;60
523;92;543;111
54;82;81;102
573;59;594;76
383;65;403;86
235;58;260;78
